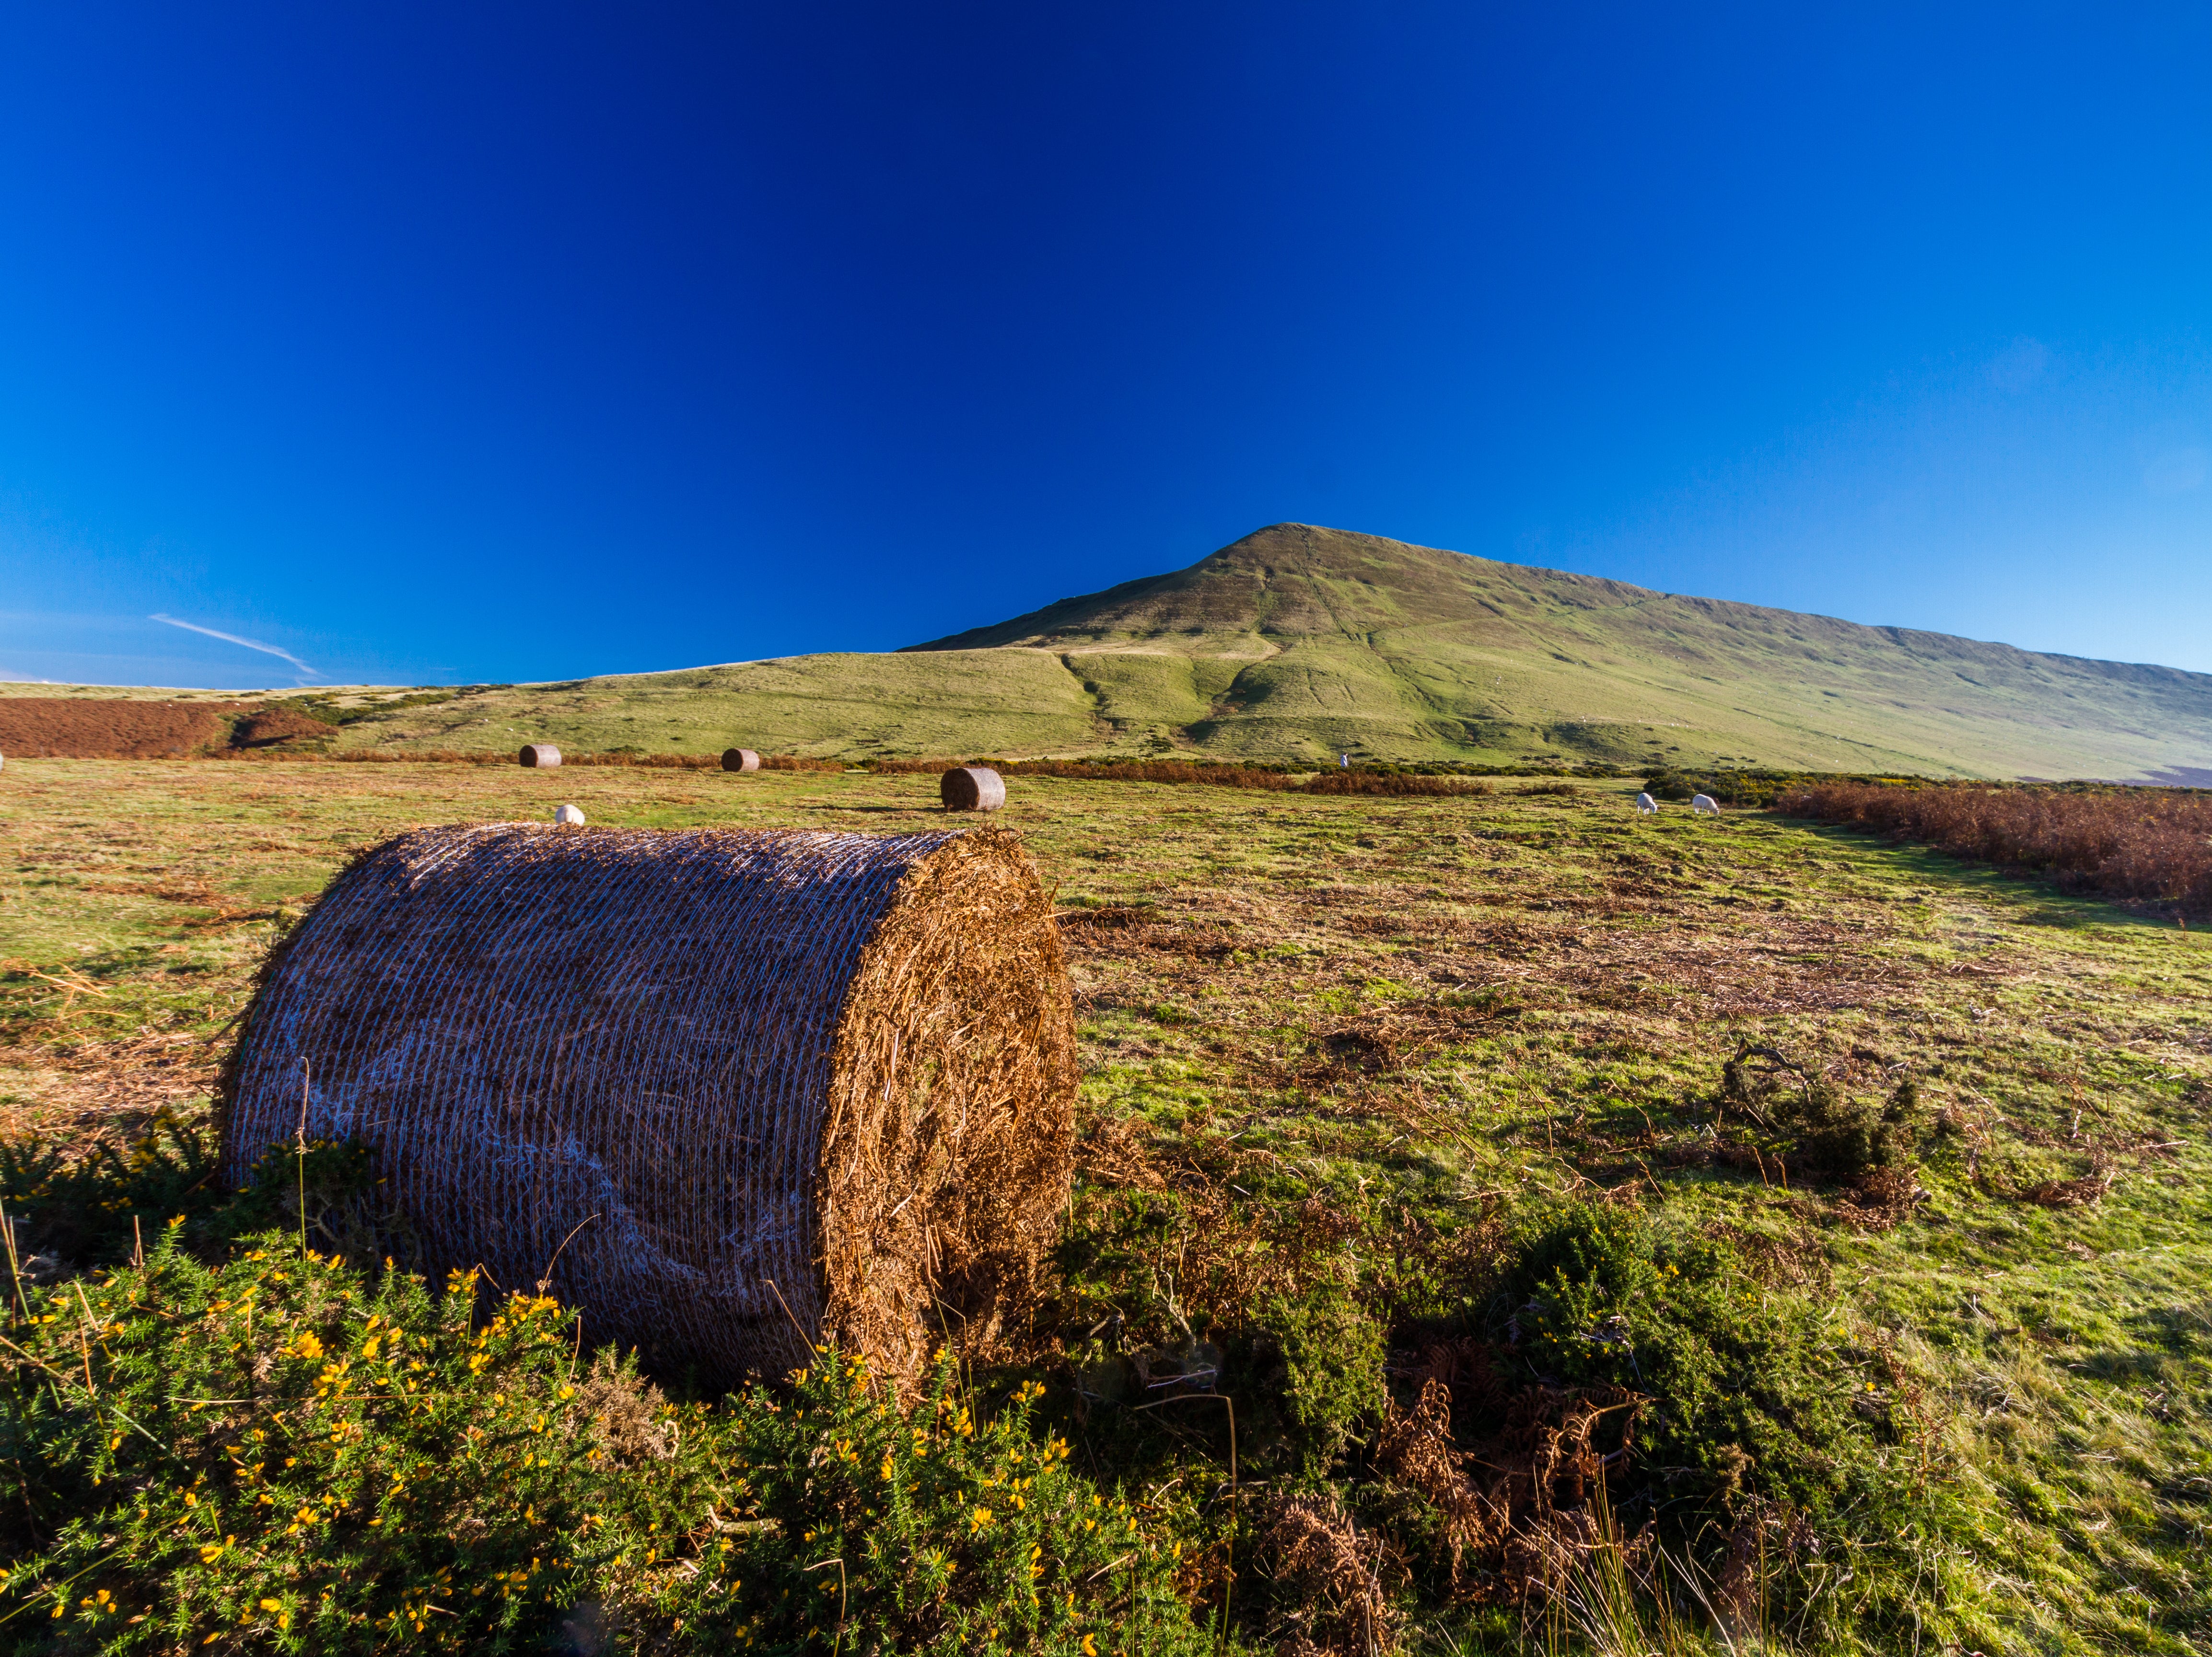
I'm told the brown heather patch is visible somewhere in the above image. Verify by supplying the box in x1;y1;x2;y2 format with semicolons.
0;697;251;758
1781;779;2212;913
1257;1490;1405;1656
1370;1365;1659;1608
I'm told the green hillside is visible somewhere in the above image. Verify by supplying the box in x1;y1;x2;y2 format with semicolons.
12;523;2212;778
905;522;2212;779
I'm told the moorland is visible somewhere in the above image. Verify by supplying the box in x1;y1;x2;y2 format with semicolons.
4;758;2212;1653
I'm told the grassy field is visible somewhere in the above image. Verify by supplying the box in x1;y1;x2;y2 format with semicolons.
5;759;2212;1651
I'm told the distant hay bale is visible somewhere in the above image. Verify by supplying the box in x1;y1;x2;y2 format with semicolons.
941;765;1006;812
218;823;1075;1385
519;743;562;768
554;803;586;825
722;747;761;772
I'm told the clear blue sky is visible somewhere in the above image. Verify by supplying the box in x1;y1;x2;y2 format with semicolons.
2;3;2209;688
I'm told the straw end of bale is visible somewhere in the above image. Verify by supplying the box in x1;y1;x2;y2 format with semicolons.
940;765;1006;812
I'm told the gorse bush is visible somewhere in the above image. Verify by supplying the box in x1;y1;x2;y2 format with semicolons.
0;1110;375;1271
1257;1285;1388;1480
1720;1050;1922;1182
1642;767;1872;808
1491;1206;1933;1578
0;1230;1213;1655
0;1107;227;1267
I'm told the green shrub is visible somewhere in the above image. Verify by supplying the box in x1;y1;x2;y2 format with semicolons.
1780;1080;1919;1179
1493;1205;1918;1534
1257;1286;1387;1480
0;1108;228;1267
0;1112;378;1271
709;1356;1213;1654
0;1229;1214;1654
1721;1050;1922;1181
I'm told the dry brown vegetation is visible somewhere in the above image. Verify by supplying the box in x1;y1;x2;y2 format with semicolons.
1304;770;1490;797
875;755;1495;796
1780;780;2212;913
223;747;846;770
0;697;254;758
870;755;1301;788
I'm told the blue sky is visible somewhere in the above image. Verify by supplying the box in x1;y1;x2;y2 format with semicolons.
1;3;2209;687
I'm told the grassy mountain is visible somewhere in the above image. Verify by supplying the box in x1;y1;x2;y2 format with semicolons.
903;522;2212;779
11;523;2212;778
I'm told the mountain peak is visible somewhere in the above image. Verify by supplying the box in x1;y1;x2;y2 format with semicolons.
905;523;1528;650
897;522;2212;776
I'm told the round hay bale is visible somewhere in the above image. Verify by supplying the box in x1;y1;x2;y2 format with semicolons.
218;824;1073;1385
941;765;1006;812
722;747;761;772
519;743;562;768
554;803;586;825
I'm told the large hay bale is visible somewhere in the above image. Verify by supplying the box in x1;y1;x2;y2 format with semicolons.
722;747;761;772
942;765;1006;812
219;824;1074;1384
519;743;562;768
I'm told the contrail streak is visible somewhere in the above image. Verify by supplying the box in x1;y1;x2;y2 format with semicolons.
149;614;319;679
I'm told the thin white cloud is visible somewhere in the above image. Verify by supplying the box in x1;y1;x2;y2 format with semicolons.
149;614;320;679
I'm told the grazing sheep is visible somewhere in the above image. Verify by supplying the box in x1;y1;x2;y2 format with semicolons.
1691;793;1721;816
1635;792;1658;814
554;803;586;826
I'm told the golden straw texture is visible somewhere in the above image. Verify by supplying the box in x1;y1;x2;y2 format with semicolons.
219;823;1073;1384
940;765;1006;811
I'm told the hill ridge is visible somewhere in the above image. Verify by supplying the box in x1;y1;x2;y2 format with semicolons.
892;523;2212;776
11;524;2211;780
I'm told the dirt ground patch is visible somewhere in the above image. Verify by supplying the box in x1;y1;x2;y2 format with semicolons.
0;1031;221;1144
231;705;338;747
0;699;249;759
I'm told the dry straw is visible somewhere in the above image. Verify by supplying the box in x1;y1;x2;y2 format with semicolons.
722;747;761;772
941;765;1006;812
219;823;1075;1386
518;743;562;768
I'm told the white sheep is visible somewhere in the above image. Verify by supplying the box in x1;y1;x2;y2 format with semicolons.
1691;793;1721;816
554;803;586;826
1635;792;1657;814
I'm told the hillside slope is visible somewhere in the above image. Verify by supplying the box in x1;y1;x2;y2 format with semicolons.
907;523;2212;779
10;524;2210;778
